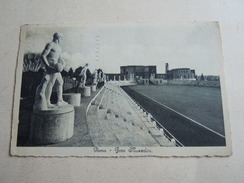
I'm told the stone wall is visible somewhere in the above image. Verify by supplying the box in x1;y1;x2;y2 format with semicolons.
141;79;221;88
166;80;220;88
150;79;168;85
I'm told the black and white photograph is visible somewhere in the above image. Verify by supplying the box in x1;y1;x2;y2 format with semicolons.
11;23;231;156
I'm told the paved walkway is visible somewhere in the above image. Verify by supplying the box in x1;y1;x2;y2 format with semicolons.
48;82;175;147
86;82;175;147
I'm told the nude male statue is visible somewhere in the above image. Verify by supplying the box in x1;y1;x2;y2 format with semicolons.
33;33;67;111
93;69;98;85
78;63;88;87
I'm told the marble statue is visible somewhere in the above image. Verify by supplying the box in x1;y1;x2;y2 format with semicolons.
103;74;106;83
93;69;98;85
98;70;102;82
79;63;88;87
33;33;68;111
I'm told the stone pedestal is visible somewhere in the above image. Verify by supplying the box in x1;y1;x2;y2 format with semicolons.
91;85;97;92
29;105;74;145
63;93;81;106
78;86;91;97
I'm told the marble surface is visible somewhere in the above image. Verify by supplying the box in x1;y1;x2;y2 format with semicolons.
30;105;74;145
86;83;174;147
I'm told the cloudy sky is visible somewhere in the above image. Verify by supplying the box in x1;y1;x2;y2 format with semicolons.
23;23;223;75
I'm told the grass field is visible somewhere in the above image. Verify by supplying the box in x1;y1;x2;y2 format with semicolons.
129;85;225;135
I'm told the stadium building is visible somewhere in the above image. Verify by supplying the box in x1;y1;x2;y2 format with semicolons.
165;63;196;80
120;65;157;80
105;63;196;81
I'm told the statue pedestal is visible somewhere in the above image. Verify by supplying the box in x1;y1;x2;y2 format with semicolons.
63;93;81;106
78;86;91;97
29;105;74;145
91;85;97;92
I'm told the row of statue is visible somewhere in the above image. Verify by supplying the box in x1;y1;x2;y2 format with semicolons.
33;33;104;111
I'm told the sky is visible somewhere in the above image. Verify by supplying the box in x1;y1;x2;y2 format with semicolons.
23;23;223;75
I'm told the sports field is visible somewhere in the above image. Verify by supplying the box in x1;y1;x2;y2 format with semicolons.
129;85;225;135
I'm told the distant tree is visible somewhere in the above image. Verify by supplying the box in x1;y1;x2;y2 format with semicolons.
200;73;205;81
23;53;42;72
68;68;74;78
21;68;44;98
61;70;68;77
195;75;198;81
86;69;93;85
86;69;91;78
74;66;83;76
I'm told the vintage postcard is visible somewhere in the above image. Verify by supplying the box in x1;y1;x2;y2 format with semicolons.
11;23;232;157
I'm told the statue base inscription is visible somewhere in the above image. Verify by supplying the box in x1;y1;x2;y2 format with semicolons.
29;105;74;145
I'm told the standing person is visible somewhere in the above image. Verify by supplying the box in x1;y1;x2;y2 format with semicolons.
33;33;67;111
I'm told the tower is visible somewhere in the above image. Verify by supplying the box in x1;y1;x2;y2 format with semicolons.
165;63;169;74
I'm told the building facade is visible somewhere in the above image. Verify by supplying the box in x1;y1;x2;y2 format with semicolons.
105;63;196;81
120;65;157;80
106;73;126;81
165;63;195;80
